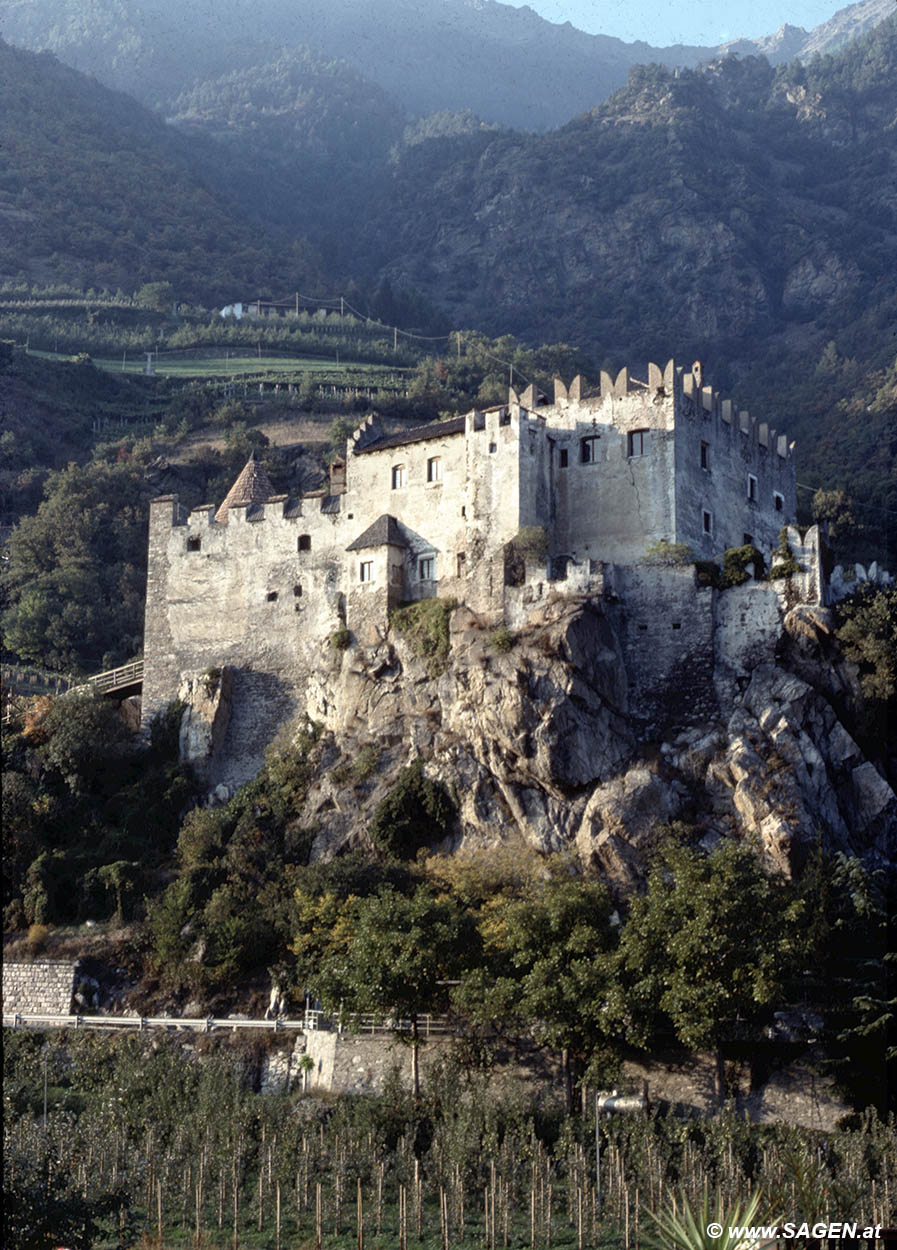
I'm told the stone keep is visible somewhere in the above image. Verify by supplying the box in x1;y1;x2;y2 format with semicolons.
141;360;806;788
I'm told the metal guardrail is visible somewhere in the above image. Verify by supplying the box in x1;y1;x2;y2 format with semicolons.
3;1010;457;1036
3;1014;306;1034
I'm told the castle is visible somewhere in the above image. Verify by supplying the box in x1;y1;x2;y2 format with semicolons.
142;360;819;790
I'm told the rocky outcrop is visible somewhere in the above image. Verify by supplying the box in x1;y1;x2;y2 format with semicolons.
172;560;894;883
178;666;233;786
288;583;896;884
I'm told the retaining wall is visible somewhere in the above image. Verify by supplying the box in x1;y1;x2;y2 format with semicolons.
3;961;79;1015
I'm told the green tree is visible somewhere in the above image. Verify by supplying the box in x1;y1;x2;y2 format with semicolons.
456;876;617;1109
609;840;801;1097
135;281;175;312
368;758;456;858
294;884;473;1096
3;1136;128;1250
836;586;897;703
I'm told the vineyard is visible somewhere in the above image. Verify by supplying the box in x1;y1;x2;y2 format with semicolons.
4;1030;895;1249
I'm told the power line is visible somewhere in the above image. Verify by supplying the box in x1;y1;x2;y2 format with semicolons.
796;481;897;519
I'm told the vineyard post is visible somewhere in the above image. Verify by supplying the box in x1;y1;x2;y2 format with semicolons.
316;1181;322;1250
595;1095;601;1215
357;1176;364;1250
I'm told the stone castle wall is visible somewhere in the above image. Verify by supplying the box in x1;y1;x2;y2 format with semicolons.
3;961;79;1016
141;361;815;787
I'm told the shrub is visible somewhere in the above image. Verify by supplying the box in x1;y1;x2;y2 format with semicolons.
514;526;549;558
719;544;765;589
329;626;351;651
368;759;456;859
643;539;694;566
389;598;457;675
488;626;515;653
26;923;49;955
352;744;381;783
769;528;801;579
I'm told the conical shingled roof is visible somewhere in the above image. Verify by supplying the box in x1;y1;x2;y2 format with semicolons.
215;453;277;522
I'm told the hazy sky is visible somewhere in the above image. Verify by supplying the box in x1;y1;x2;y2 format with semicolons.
510;0;846;45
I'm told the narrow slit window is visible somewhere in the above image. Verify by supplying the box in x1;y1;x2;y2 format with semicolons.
747;474;758;502
266;591;278;602
700;441;709;471
559;448;569;468
293;585;302;598
489;442;497;453
456;552;466;576
774;492;784;512
703;510;713;535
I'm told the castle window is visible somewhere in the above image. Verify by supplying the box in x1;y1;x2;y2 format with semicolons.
298;534;311;552
391;464;407;489
743;534;753;548
427;456;443;482
672;622;681;630
419;557;435;581
187;536;201;552
580;436;600;464
559;449;569;468
700;441;709;471
293;585;302;598
461;506;466;518
628;429;647;457
456;552;466;576
703;510;713;535
489;442;497;453
499;411;511;427
774;492;784;512
359;561;374;583
266;591;278;602
747;474;758;502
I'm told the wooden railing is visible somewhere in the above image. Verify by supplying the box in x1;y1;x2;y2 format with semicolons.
2;659;144;725
73;659;144;695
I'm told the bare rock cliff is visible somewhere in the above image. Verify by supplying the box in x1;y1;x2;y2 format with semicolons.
270;590;896;886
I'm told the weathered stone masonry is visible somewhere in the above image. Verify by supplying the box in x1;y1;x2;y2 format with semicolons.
141;359;813;788
3;961;79;1016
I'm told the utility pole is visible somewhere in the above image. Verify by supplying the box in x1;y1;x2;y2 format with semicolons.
340;296;344;318
394;326;398;353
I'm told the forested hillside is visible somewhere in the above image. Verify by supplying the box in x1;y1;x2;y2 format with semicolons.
0;41;319;301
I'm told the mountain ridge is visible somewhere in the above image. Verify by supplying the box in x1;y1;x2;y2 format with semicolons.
3;0;894;129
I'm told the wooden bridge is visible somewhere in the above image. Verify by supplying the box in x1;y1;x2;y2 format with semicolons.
1;659;144;724
72;659;144;697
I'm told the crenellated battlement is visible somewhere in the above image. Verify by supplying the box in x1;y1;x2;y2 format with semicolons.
143;352;814;772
